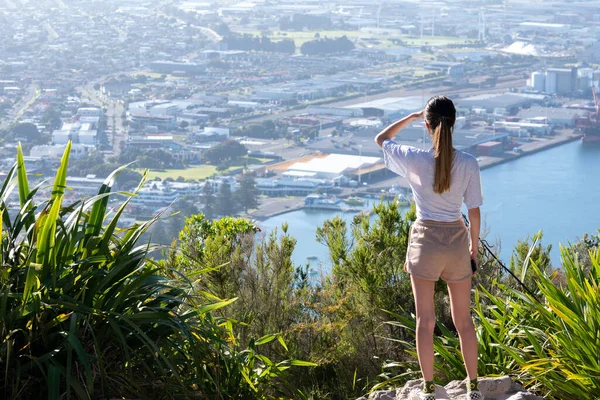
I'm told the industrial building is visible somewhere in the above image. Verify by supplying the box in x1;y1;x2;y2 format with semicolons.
457;93;547;114
516;106;581;127
286;153;384;181
344;97;424;119
528;68;578;94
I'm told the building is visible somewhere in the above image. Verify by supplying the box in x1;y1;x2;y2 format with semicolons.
287;154;383;180
66;175;107;195
308;106;363;117
457;93;547;114
52;129;72;144
192;127;230;141
148;61;206;75
344;97;424;119
493;121;550;136
205;176;238;193
77;107;102;117
477;141;503;156
129;111;177;130
530;71;545;92
130;181;202;208
547;68;577;95
516;106;581;127
30;144;88;160
256;177;334;196
101;82;132;97
127;135;175;149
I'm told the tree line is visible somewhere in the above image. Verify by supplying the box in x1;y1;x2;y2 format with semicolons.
223;34;295;54
300;36;355;55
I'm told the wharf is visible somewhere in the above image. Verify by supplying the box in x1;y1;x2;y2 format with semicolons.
249;131;582;220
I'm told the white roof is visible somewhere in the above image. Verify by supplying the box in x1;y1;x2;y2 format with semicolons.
282;171;318;178
289;154;381;175
345;96;423;112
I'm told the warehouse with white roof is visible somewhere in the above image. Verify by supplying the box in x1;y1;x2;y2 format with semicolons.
287;154;383;180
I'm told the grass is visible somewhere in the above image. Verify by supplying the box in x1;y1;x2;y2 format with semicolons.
140;157;272;181
233;28;472;50
141;165;218;181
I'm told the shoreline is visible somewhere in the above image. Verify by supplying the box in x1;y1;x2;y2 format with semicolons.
477;131;581;171
249;131;582;220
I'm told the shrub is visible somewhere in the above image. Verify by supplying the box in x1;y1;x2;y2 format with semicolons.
0;142;312;399
378;240;600;399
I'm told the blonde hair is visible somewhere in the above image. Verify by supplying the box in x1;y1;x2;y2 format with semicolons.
425;96;456;194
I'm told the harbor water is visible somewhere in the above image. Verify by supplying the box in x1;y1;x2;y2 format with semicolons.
259;140;600;270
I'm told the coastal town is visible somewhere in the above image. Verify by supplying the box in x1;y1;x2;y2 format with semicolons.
2;0;600;240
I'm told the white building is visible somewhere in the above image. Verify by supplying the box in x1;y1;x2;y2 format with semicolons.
30;144;88;160
78;131;97;145
194;127;230;140
66;175;106;195
130;181;202;208
256;177;334;196
287;154;383;180
52;129;71;144
205;176;238;193
77;107;102;117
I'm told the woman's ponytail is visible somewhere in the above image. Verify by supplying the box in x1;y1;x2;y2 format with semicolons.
432;118;454;194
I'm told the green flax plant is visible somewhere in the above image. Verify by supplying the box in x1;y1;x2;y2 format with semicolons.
0;142;294;399
377;240;600;399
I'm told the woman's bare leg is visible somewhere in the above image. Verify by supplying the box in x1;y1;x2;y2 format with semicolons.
447;278;478;380
410;275;437;381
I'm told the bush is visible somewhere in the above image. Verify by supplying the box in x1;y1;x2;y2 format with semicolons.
379;239;600;399
0;142;312;399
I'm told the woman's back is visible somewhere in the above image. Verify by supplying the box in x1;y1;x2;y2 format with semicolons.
382;140;482;222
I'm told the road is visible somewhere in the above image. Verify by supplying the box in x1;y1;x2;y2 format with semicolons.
77;84;126;156
0;84;41;131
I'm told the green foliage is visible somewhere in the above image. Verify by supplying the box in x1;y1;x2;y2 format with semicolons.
201;182;216;219
0;143;307;399
472;247;600;399
236;172;260;212
317;200;417;313
509;230;553;289
216;182;236;216
300;36;355;55
13;122;46;144
202;140;247;164
379;237;600;399
293;201;422;397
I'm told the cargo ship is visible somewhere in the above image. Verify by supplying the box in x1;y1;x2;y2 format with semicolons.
580;88;600;143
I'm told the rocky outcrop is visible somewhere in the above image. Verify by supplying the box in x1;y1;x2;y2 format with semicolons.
356;376;543;400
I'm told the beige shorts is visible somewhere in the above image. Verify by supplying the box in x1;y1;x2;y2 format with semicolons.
405;219;471;283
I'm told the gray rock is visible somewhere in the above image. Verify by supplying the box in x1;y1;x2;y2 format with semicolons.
365;376;542;400
356;397;368;400
504;393;544;400
479;376;514;397
368;389;397;400
396;379;424;399
398;385;451;400
444;379;467;398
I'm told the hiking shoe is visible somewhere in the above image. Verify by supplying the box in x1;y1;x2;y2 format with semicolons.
466;390;485;400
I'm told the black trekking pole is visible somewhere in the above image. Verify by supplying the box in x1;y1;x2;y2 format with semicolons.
462;214;541;303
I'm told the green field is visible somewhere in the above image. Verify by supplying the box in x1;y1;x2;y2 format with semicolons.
140;165;218;181
234;28;471;50
139;157;272;181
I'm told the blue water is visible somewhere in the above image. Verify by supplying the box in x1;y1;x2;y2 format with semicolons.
259;140;600;269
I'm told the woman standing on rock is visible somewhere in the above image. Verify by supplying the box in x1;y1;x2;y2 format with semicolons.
375;96;484;400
